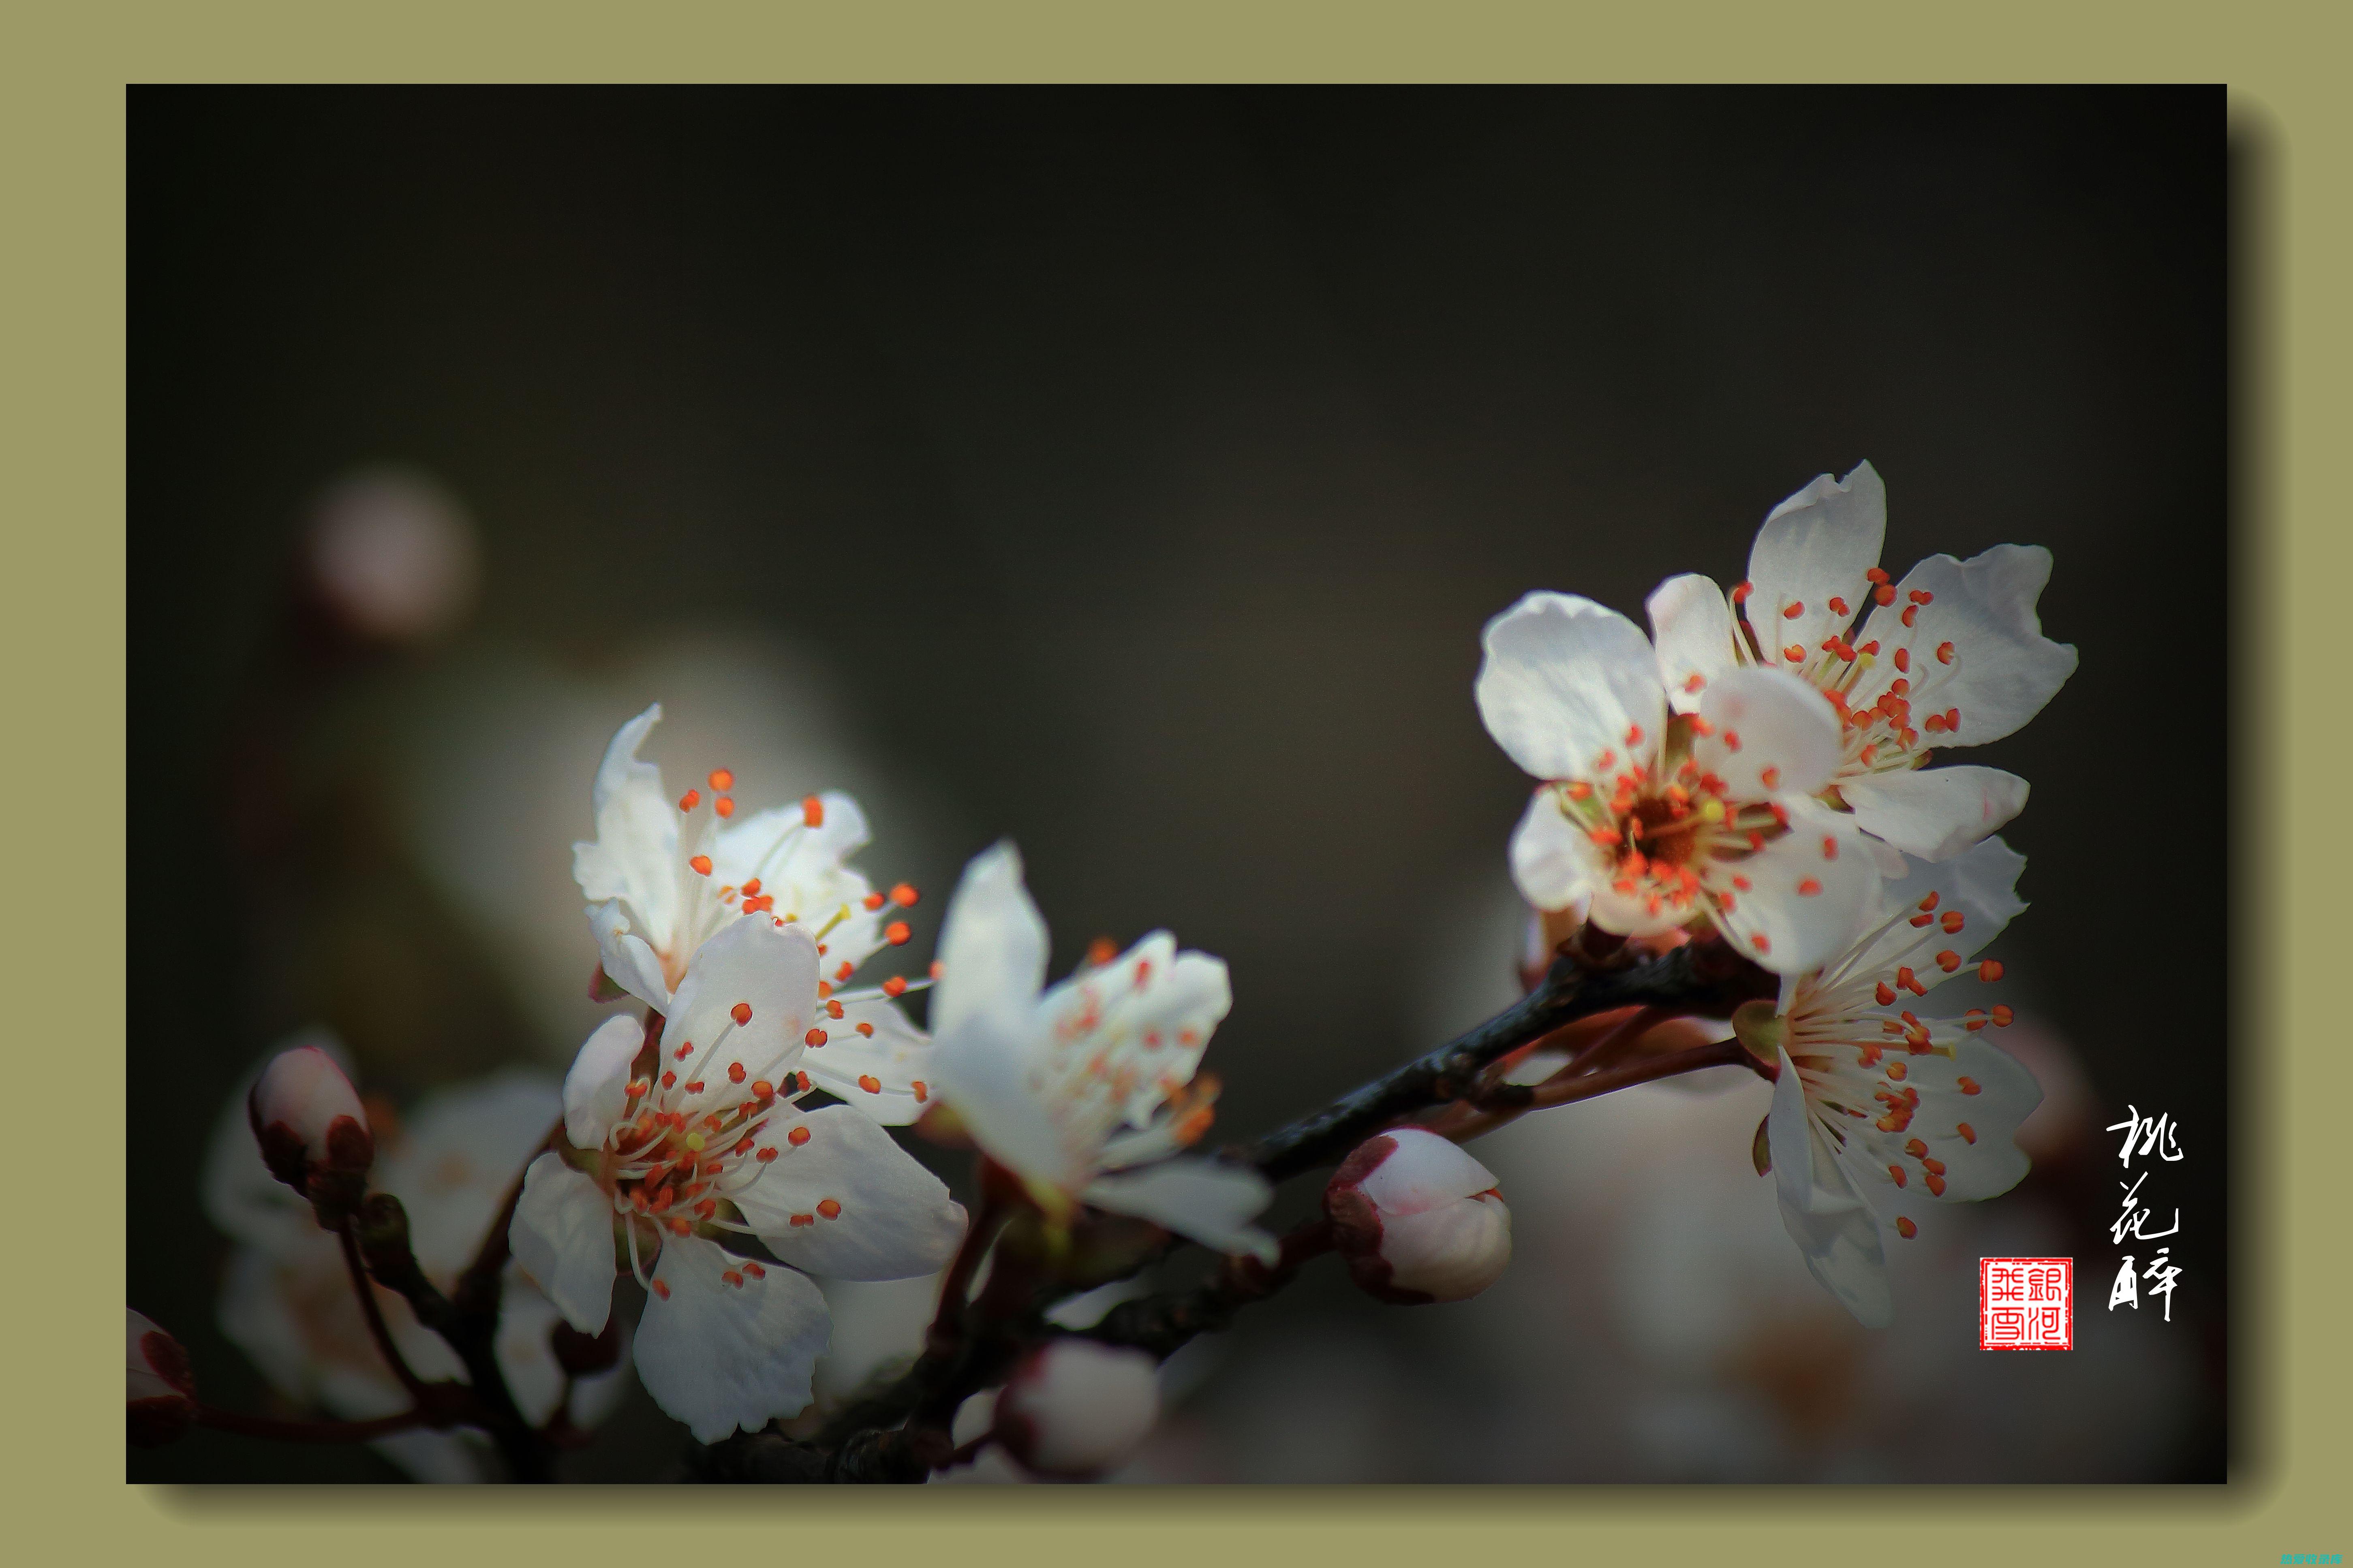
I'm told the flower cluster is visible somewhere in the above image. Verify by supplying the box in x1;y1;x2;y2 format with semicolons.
1476;461;2071;1318
152;459;2077;1478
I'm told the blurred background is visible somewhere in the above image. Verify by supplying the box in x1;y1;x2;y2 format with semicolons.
130;88;2226;1482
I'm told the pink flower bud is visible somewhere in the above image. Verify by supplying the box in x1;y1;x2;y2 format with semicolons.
127;1309;196;1446
993;1339;1161;1479
248;1044;374;1196
1324;1127;1512;1304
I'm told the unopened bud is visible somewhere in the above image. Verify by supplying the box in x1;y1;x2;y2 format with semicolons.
249;1045;373;1216
992;1339;1161;1480
127;1309;196;1446
1324;1127;1512;1305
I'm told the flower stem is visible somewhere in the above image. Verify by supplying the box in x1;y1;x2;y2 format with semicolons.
336;1219;433;1403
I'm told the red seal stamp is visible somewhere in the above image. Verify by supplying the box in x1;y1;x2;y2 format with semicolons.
1980;1257;2073;1350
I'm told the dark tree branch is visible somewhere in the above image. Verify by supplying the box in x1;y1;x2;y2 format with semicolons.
1248;938;1774;1184
1082;1218;1335;1361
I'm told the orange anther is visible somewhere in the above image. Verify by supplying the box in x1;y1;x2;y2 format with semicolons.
1783;644;1805;662
1875;981;1897;1005
668;1217;692;1236
817;1198;842;1220
1893;647;1911;673
805;1028;828;1047
1565;780;1593;800
1731;580;1754;604
1957;1077;1981;1096
714;797;735;818
1782;601;1804;620
1937;641;1955;664
1797;878;1823;896
858;1075;881;1094
678;789;702;812
912;1080;928;1102
1685;673;1705;693
690;855;714;876
1887;1060;1908;1080
723;1270;744;1288
1865;567;1890;584
1918;891;1940;912
1957;1122;1977;1143
1589;827;1623;846
661;1070;677;1089
1874;584;1896;605
651;1280;672;1299
837;961;855;981
1731;874;1752;891
744;1262;766;1278
1821;835;1838;860
931;961;945;980
1925;1173;1947;1197
801;795;825;826
885;921;912;946
751;1079;773;1099
1978;960;2004;982
1888;1164;1907;1188
826;999;845;1019
757;1147;779;1162
1936;949;1961;972
864;891;886;910
1905;1137;1928;1157
1895;1216;1917;1239
1760;765;1781;790
1723;729;1741;751
1901;605;1919;628
708;769;734;791
1910;589;1934;605
790;1214;814;1228
881;976;909;999
1625;723;1645;747
731;1002;753;1026
1990;1005;2014;1026
683;1080;704;1094
1829;596;1850;616
1941;910;1964;934
1750;933;1771;953
788;1126;811;1147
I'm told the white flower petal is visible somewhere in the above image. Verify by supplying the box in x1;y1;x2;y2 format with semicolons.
1507;787;1604;913
716;789;872;889
1851;545;2078;747
1711;797;1876;975
1748;462;1887;660
376;1071;562;1278
508;1153;616;1335
1867;1038;2040;1202
589;898;674;1012
658;916;819;1104
1693;666;1844;800
1085;1159;1277;1265
1352;1126;1499;1216
1842;835;2029;989
1474;592;1666;783
934;840;1051;1042
733;1107;968;1280
1038;933;1231;1130
572;704;679;949
1842;765;2030;862
801;998;936;1126
1768;1047;1891;1328
634;1235;830;1442
563;1015;645;1150
1647;573;1741;715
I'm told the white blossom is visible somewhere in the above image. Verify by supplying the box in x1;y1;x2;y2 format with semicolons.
1477;592;1878;974
930;842;1277;1263
1755;835;2045;1326
509;917;967;1443
1649;462;2077;862
573;703;935;1122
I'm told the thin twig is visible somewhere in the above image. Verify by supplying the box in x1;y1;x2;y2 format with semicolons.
336;1220;434;1403
1249;938;1773;1184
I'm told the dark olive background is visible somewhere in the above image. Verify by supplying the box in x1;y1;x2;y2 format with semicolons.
130;87;2226;1481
